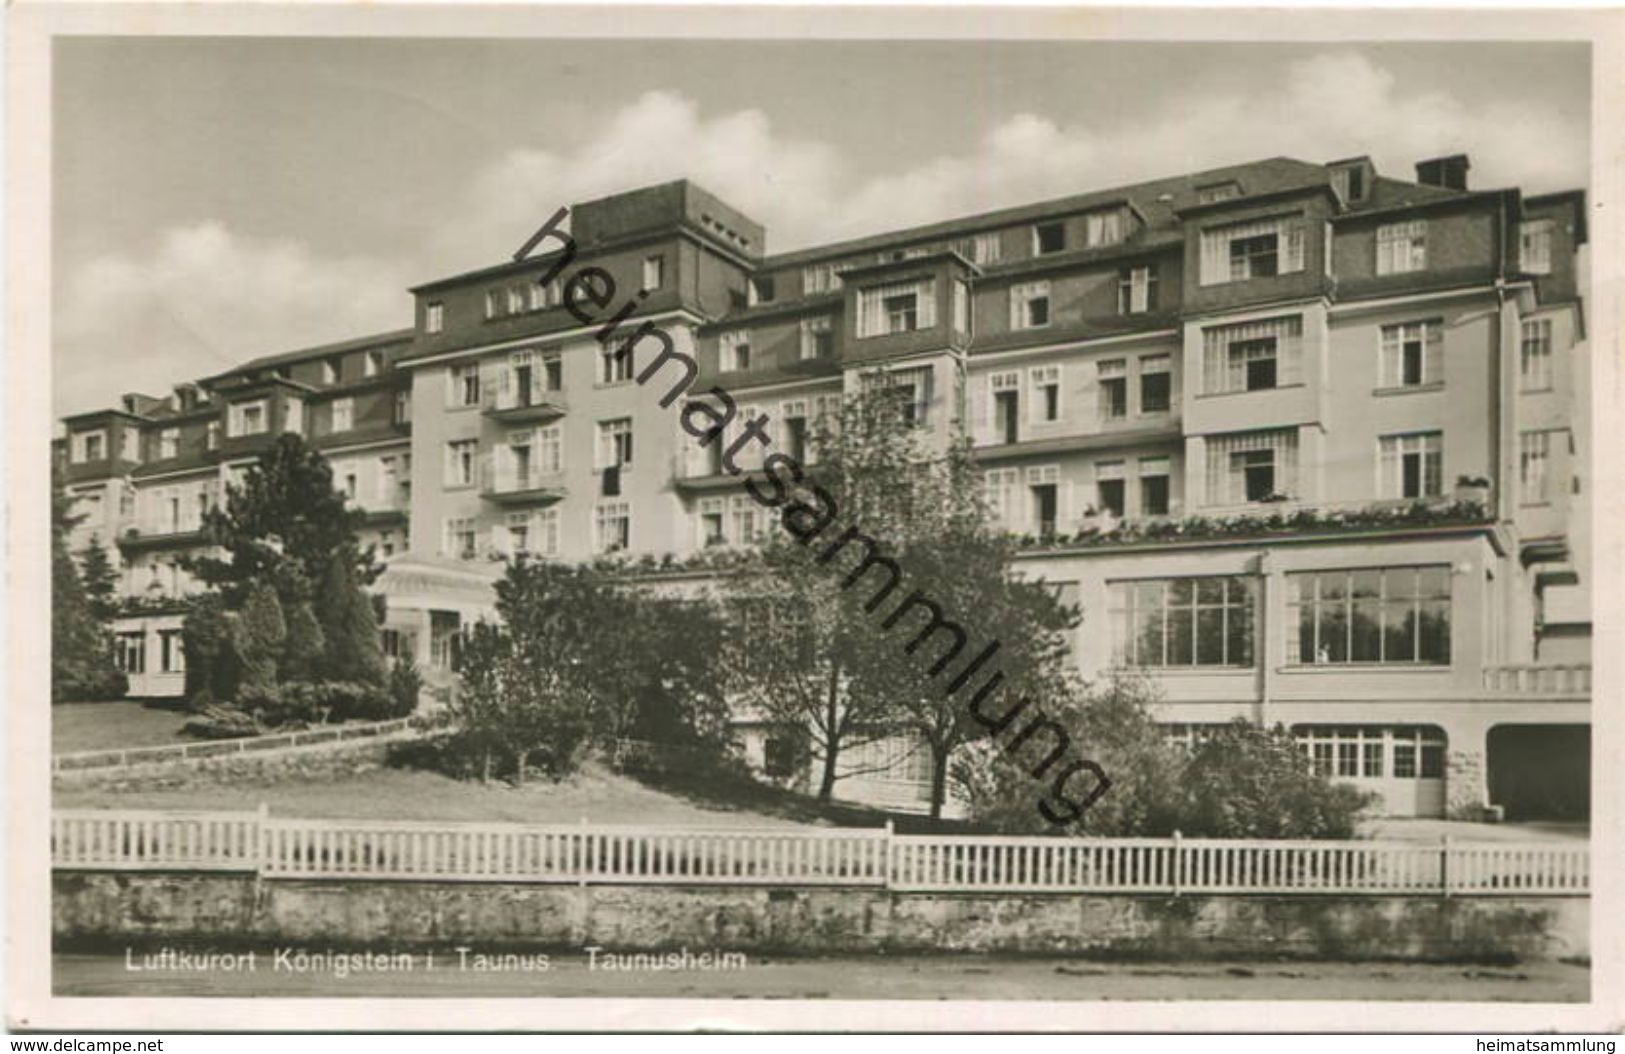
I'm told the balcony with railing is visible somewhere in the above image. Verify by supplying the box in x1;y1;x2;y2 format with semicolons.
1481;664;1590;698
480;453;565;505
482;379;567;422
116;517;209;551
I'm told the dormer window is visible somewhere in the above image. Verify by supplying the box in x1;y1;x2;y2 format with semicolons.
1376;220;1427;275
425;301;445;333
1084;208;1126;248
322;358;340;385
1332;167;1366;204
1197;182;1242;205
1521;219;1554;275
720;330;752;372
1199;216;1306;285
1010;281;1051;330
364;350;384;377
159;428;179;459
748;276;775;306
74;430;107;463
1033;222;1066;256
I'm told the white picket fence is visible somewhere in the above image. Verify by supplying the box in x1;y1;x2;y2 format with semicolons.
50;809;1590;896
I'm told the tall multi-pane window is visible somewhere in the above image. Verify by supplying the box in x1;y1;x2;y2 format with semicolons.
444;439;477;487
1094;460;1126;517
720;330;752;372
970;232;1002;266
601;341;633;384
484;290;501;320
1376;220;1428;275
425;301;445;333
1202;316;1302;394
394;390;412;425
1520;319;1553;390
1029;365;1061;422
642;255;665;291
1117;265;1156;314
537;423;563;474
1139;354;1172;413
697;497;726;547
536;508;560;557
1139;457;1172;516
856;279;935;337
506;286;525;315
989;372;1021;444
1208;429;1297;504
802;263;841;295
1098;359;1128;420
730;495;762;545
799;317;833;360
115;632;147;674
158;428;179;459
1520;431;1551;503
982;468;1020;528
448;365;480;407
1379;432;1444;499
444;517;478;560
1379;320;1443;389
1110;576;1256;668
597;418;633;470
1010;281;1050;330
595;502;631;553
1085;208;1125;247
330;397;354;434
504;512;532;556
1032;222;1066;255
1199;217;1305;285
1288;566;1451;665
1520;219;1554;275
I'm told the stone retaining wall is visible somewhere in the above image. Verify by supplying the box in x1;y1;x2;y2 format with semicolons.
53;872;1589;963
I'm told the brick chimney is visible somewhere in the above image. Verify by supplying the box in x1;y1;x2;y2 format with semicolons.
1415;154;1470;191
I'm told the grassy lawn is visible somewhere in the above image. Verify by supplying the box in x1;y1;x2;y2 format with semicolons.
52;761;842;829
52;701;194;754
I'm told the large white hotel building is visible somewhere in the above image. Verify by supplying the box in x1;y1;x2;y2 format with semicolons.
58;153;1590;820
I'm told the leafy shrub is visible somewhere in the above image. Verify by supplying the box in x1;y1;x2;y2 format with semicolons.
182;595;240;708
386;732;489;780
323;680;394;722
384;660;424;718
183;705;259;739
235;683;284;723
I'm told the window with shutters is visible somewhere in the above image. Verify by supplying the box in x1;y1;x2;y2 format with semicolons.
1202;316;1303;394
983;468;1020;529
595;502;630;553
1085;208;1126;248
444;517;478;560
448;365;480;408
1379;432;1443;499
1139;354;1171;414
697;497;726;547
799;317;833;360
1520;431;1552;504
802;263;841;295
1139;456;1171;516
1376;220;1428;275
856;279;935;337
1289;566;1451;666
1098;359;1128;420
1380;320;1443;389
719;330;751;372
1095;460;1126;517
1199;216;1305;285
1111;576;1256;668
1029;365;1061;422
444;440;477;488
1032;222;1066;256
1207;429;1298;505
1520;319;1553;391
1026;465;1061;539
1010;281;1051;330
1520;220;1554;275
597;418;633;470
1117;265;1156;314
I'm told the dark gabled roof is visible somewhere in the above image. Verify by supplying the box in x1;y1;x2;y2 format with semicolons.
760;157;1338;269
200;328;415;385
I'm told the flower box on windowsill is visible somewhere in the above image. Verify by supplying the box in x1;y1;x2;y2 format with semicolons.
1453;477;1492;507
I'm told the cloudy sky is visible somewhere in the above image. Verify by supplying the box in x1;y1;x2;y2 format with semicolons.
53;37;1589;418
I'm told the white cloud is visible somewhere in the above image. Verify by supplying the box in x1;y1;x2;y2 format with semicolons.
56;223;410;416
57;50;1586;415
436;52;1584;264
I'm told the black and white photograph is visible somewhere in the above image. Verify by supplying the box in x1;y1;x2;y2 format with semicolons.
6;2;1622;1035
